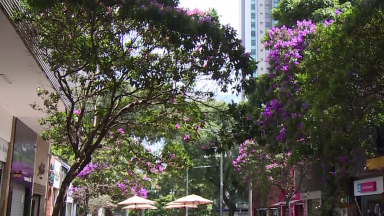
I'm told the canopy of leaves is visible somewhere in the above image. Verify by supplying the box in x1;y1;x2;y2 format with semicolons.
272;0;351;26
222;1;384;214
15;0;256;215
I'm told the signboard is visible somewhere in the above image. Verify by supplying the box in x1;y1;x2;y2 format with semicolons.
357;182;376;193
354;176;383;196
0;138;8;162
33;137;50;186
11;119;37;188
53;159;62;189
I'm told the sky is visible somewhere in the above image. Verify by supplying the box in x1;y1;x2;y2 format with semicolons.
179;0;241;104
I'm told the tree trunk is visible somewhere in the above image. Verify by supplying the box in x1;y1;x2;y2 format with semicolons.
51;155;92;216
321;160;337;216
228;204;236;216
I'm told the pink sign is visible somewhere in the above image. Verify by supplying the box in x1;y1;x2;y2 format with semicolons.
358;182;376;193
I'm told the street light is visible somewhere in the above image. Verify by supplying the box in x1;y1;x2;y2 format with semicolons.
186;165;212;216
220;151;223;216
198;128;224;216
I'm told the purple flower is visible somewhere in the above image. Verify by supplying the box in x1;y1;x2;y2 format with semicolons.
183;135;190;141
118;128;124;134
74;110;81;115
335;9;341;15
139;187;147;198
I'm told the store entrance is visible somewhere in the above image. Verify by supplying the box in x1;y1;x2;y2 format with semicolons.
294;204;305;216
361;194;382;215
30;195;40;216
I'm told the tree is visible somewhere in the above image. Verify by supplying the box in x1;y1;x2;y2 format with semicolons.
298;1;384;214
272;0;351;27
235;1;384;215
156;102;249;216
67;138;175;209
15;1;256;215
234;140;308;215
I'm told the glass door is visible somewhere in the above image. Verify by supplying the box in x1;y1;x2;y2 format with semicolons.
30;195;39;216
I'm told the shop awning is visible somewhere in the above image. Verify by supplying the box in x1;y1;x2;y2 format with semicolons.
272;202;285;206
290;200;304;204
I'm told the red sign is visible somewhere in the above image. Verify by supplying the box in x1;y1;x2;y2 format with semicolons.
358;182;377;193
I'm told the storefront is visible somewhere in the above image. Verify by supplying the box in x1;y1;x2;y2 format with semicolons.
7;119;37;216
301;190;321;216
287;193;304;216
354;176;384;215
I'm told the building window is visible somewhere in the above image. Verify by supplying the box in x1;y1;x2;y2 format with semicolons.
251;13;255;19
251;40;256;46
261;67;263;71
251;4;255;10
251;49;256;55
251;31;256;37
260;22;263;25
251;22;255;27
260;4;263;7
265;13;271;18
260;30;263;34
266;22;271;28
260;49;264;52
265;4;271;10
261;58;263;61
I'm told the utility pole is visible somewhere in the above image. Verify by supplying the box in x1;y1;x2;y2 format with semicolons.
220;151;223;216
186;168;189;216
248;182;252;216
198;128;223;216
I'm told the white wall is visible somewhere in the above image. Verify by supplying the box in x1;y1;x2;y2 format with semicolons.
33;136;50;186
0;106;13;142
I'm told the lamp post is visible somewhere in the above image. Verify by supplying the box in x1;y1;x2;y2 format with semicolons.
185;165;212;216
248;183;252;216
198;128;224;216
219;151;223;216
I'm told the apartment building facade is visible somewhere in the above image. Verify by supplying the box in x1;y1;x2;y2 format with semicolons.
239;0;279;77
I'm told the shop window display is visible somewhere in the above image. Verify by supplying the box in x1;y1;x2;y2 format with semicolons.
307;199;321;216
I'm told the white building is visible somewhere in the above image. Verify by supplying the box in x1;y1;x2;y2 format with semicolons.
239;0;280;77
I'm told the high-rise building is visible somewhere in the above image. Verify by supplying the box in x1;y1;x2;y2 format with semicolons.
239;0;280;77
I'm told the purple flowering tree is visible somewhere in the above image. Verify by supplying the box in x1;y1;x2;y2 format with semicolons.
234;140;307;214
19;0;256;215
70;137;175;204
